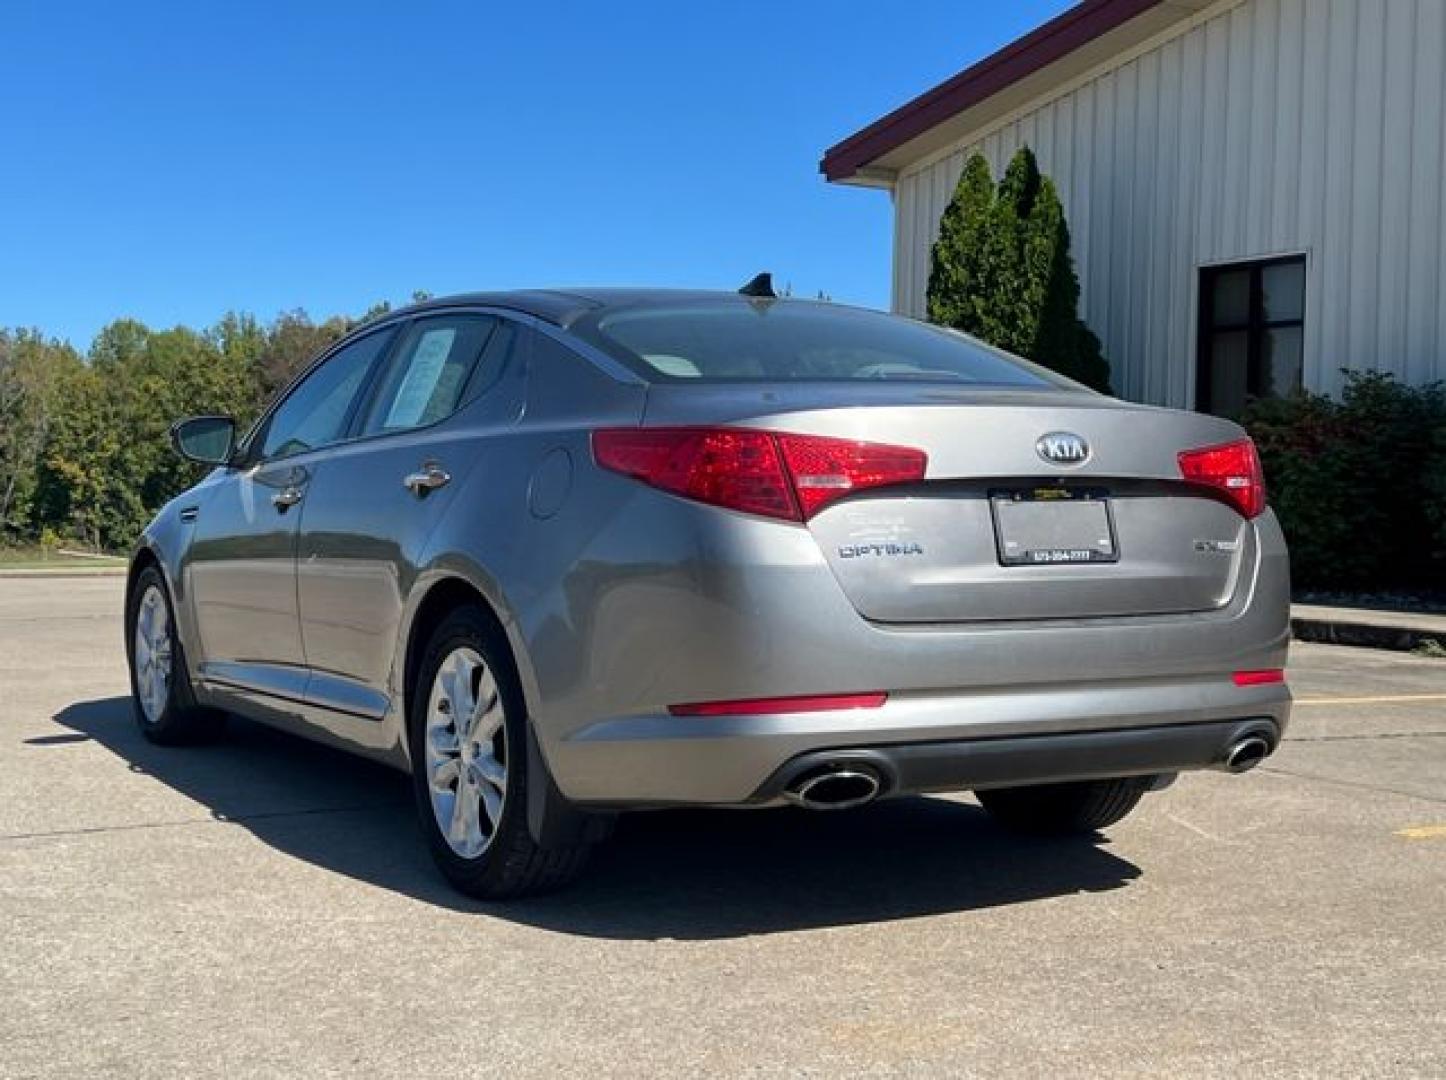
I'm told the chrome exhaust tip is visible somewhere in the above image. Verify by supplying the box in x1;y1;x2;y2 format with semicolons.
1221;735;1271;774
783;767;881;811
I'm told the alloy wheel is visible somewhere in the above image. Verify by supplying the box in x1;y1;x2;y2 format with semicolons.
424;646;509;858
133;584;173;724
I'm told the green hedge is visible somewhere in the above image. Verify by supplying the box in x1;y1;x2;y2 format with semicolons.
1242;372;1446;592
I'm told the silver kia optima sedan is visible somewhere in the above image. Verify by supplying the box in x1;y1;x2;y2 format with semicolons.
127;283;1291;897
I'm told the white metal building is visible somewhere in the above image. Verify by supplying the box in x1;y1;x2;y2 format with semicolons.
822;0;1446;413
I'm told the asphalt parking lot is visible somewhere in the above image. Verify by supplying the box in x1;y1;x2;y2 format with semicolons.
2;577;1443;1078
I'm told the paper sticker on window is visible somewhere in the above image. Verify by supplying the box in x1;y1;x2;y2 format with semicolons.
385;328;456;429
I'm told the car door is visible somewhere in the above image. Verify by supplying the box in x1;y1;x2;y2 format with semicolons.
184;325;397;700
294;313;524;719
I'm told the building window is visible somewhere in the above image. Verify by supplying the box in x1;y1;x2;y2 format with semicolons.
1196;256;1305;417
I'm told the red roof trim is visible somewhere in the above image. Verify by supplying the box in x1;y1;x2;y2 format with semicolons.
820;0;1167;181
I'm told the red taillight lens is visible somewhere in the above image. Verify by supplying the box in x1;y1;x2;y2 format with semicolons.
1232;669;1285;687
593;427;926;521
776;434;928;518
668;692;888;716
1178;437;1266;519
592;428;799;520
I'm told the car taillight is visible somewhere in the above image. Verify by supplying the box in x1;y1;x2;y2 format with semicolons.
775;434;928;519
592;427;927;522
1177;437;1266;519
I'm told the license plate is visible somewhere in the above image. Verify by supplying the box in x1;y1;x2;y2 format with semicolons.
990;487;1119;565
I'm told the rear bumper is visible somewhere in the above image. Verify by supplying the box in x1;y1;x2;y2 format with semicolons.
550;677;1291;807
750;718;1281;804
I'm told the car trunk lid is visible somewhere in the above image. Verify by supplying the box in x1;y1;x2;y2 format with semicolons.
641;384;1257;623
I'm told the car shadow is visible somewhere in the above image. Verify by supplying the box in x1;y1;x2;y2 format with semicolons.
54;697;1142;940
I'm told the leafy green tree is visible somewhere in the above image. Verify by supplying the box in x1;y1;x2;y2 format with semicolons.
35;319;259;550
927;147;1110;392
0;330;80;539
256;310;349;397
7;289;441;551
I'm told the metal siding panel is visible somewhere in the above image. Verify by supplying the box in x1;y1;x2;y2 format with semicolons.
1270;0;1305;255
1072;83;1096;319
1378;0;1416;381
900;172;919;316
1222;5;1254;259
1246;0;1276;246
1406;0;1444;385
1197;14;1230;264
1434;1;1446;384
1348;0;1386;383
894;173;910;315
1136;48;1162;404
1297;0;1331;395
1178;25;1209;408
891;184;906;314
1319;0;1360;396
1090;71;1115;353
1109;63;1138;397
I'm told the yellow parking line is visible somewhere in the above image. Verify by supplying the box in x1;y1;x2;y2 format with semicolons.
1396;824;1446;840
1294;693;1446;706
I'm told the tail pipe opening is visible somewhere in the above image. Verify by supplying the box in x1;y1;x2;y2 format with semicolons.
1219;733;1273;774
783;765;882;811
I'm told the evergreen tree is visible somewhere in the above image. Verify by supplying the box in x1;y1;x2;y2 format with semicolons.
926;147;1111;392
926;154;994;335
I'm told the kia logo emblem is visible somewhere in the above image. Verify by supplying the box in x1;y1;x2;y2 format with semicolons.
1036;432;1090;466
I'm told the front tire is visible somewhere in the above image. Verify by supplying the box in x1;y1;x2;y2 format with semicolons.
976;777;1148;835
126;565;224;744
408;605;591;898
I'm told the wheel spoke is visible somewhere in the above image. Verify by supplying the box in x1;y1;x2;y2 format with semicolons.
473;698;504;742
451;779;481;850
472;754;505;792
431;756;460;791
429;722;459;756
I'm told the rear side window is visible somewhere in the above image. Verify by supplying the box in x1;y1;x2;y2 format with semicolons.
580;301;1067;387
359;315;498;436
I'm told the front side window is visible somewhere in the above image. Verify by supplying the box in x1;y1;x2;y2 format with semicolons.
576;300;1067;388
359;315;499;436
1197;256;1306;418
258;327;396;460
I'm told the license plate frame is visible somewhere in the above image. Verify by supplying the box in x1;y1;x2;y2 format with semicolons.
990;486;1120;566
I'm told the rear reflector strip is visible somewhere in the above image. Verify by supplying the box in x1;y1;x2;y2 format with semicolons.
1232;669;1285;687
668;692;888;717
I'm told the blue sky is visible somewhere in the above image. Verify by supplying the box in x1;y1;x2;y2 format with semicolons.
1;0;1072;349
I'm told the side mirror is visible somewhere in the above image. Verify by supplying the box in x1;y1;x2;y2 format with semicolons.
170;415;236;466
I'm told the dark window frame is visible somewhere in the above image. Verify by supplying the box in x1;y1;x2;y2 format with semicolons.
1196;254;1306;415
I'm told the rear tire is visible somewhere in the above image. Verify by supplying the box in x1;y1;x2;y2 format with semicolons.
126;565;225;745
976;777;1148;835
408;605;591;899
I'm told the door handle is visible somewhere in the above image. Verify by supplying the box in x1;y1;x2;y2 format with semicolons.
403;463;451;496
271;485;304;510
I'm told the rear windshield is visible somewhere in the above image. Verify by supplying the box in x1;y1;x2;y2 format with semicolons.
578;301;1068;388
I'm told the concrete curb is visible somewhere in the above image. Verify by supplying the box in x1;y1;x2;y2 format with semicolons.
1292;604;1446;652
0;567;127;580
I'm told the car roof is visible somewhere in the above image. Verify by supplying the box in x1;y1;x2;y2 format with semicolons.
392;287;791;329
